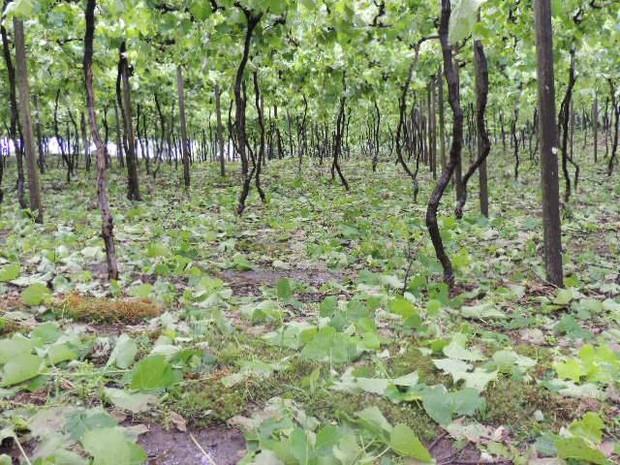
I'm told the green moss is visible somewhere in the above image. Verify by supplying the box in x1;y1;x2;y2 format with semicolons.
216;342;245;365
166;350;320;427
287;388;439;441
54;294;161;324
386;346;448;385
168;377;247;427
479;377;580;438
0;316;22;336
375;399;440;441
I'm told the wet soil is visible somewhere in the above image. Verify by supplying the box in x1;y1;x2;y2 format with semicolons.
0;438;20;465
139;424;246;465
427;435;504;465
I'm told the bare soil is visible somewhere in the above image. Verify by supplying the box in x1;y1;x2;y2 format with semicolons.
220;267;344;299
139;424;246;465
0;438;20;464
426;433;504;465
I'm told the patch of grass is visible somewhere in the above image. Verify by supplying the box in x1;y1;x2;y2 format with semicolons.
54;293;161;324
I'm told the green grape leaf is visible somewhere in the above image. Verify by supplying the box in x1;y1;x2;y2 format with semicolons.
0;335;34;365
554;437;608;465
130;355;181;391
190;0;212;21
555;358;584;382
449;0;488;45
4;0;34;19
422;386;454;426
355;406;393;439
390;424;434;462
82;427;147;465
276;278;292;300
0;264;20;282
108;334;139;369
1;353;42;386
569;412;605;444
65;410;118;442
22;283;51;306
104;388;158;413
48;343;78;364
129;283;153;299
32;322;62;344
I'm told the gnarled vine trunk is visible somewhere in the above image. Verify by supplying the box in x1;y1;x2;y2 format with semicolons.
426;0;463;287
558;47;580;202
455;37;491;219
84;0;119;280
607;79;619;176
215;84;225;177
118;41;142;201
235;6;263;215
252;69;266;202
177;65;190;189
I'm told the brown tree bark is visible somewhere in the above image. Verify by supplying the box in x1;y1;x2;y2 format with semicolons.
252;69;266;202
1;8;26;209
118;41;142;201
534;0;564;287
593;95;598;163
153;93;166;179
54;90;72;182
13;17;43;223
332;92;350;191
396;37;437;202
437;67;446;170
512;108;519;181
81;111;91;172
298;96;308;172
0;140;3;204
102;105;111;167
67;108;80;171
113;101;124;168
430;77;438;179
476;42;489;218
371;99;381;172
426;0;462;287
558;47;579;202
215;84;225;177
455;38;490;219
34;94;45;174
608;79;619;176
177;65;190;189
286;109;294;159
235;5;262;215
137;104;150;175
84;0;119;280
